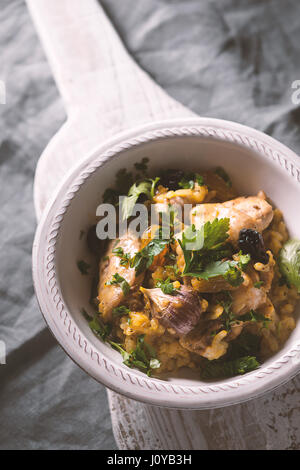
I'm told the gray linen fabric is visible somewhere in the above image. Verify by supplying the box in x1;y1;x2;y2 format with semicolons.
0;0;299;449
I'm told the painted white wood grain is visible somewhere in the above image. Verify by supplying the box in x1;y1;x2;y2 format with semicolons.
27;0;300;450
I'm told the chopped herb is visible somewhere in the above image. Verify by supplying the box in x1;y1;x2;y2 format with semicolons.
239;309;271;328
112;246;131;266
127;318;132;325
156;278;179;295
223;262;244;287
110;335;160;376
115;168;134;194
150;177;160;198
122;178;159;220
178;172;204;189
112;305;130;317
77;260;91;275
149;358;161;370
81;308;92;321
134;157;149;173
228;331;261;359
254;281;264;289
89;315;112;341
215;167;232;187
102;188;119;205
178;173;195;189
238;251;251;271
278;239;300;293
178;219;244;286
106;273;130;296
196;174;204;186
130;238;169;275
201;355;259;379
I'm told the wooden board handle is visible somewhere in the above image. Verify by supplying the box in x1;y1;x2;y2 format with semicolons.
26;0;134;114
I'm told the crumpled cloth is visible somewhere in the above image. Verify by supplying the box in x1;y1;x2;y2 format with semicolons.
0;0;299;449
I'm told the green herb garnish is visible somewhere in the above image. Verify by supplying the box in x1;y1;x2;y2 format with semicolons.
238;251;251;271
178;172;204;189
112;246;131;266
130;238;169;275
121;178;160;220
254;281;264;289
89;315;112;341
81;308;92;321
239;309;271;328
134;157;149;173
110;335;161;376
278;239;300;293
201;356;259;379
215;167;232;187
112;305;131;317
106;273;130;296
77;260;91;275
178;219;243;286
156;278;179;295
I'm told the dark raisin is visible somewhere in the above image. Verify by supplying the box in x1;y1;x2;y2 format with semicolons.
238;229;269;264
159;169;185;190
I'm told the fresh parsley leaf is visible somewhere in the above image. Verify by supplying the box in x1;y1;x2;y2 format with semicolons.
77;260;91;275
178;173;195;189
185;259;243;287
106;273;130;296
228;331;261;359
223;263;244;287
156;278;179;295
215;167;232;187
239;309;271;327
89;315;112;341
112;305;131;317
178;219;240;286
115;168;134;194
130;238;169;275
110;341;131;362
134;157;149;173
121;178;159;220
254;281;264;289
149;358;161;369
202;218;230;250
102;187;119;205
178;172;204;189
81;308;92;321
238;251;251;271
110;335;161;376
112;246;130;266
278;239;300;293
102;169;134;205
201;355;259;379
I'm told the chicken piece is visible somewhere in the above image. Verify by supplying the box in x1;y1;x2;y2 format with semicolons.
140;286;204;335
98;233;143;321
223;196;273;233
231;283;267;316
191;195;273;245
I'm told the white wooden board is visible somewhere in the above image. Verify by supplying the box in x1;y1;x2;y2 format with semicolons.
27;0;300;450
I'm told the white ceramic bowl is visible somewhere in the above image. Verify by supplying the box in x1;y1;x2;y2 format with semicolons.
32;118;300;409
